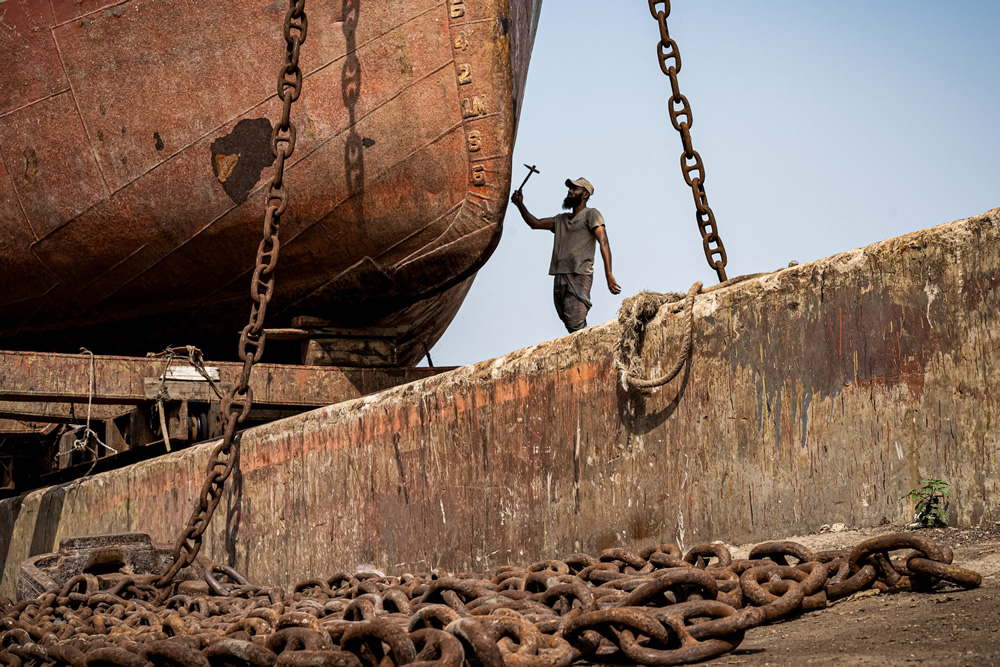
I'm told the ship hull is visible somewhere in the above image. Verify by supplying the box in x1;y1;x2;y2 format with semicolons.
0;0;541;364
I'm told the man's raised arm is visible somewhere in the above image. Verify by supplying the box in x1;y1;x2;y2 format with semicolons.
511;190;554;231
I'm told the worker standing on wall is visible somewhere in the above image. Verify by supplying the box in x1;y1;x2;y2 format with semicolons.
511;178;621;333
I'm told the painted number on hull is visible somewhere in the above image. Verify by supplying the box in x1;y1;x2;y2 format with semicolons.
461;96;486;118
471;164;486;186
450;1;490;189
466;131;481;152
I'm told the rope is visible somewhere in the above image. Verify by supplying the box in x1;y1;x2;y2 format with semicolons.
146;346;224;452
149;348;177;452
147;346;224;399
614;274;770;390
59;348;118;483
615;283;700;390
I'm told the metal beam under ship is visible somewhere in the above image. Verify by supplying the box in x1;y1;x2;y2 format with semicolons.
0;0;541;366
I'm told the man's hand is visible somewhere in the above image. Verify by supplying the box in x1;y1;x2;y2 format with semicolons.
607;274;622;295
512;191;553;230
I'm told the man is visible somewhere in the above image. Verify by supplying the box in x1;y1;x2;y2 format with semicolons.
511;177;621;333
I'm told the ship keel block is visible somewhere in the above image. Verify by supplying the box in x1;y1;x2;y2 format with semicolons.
3;207;998;594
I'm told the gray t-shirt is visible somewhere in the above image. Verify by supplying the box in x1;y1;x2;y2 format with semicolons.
548;207;605;275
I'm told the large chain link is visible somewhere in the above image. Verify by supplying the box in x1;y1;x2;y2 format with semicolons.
649;1;728;282
156;0;308;587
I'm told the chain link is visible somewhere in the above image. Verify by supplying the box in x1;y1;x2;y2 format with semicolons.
155;0;307;587
649;1;728;282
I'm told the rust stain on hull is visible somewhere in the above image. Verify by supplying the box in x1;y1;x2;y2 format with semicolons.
209;118;275;200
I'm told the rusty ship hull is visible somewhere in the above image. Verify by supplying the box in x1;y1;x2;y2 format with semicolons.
0;0;541;365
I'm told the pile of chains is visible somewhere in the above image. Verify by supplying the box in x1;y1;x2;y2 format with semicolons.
649;0;728;283
0;533;980;666
156;0;307;587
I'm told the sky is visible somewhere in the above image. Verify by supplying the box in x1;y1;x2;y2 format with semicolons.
429;1;1000;367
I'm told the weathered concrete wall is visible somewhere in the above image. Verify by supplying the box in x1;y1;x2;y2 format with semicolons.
1;208;998;597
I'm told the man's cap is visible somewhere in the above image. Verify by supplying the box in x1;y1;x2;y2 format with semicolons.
565;177;594;196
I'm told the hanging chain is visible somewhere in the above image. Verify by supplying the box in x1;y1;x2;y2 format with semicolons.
649;1;728;282
156;0;308;587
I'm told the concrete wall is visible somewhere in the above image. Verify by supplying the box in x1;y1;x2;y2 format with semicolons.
2;208;998;597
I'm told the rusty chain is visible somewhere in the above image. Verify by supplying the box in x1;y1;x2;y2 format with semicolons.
649;0;728;282
155;0;308;587
1;532;981;666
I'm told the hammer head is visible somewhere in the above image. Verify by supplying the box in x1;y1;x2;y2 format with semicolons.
516;163;540;193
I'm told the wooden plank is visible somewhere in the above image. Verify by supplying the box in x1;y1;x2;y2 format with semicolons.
0;420;54;436
142;379;229;402
303;338;398;367
0;402;131;425
0;350;453;407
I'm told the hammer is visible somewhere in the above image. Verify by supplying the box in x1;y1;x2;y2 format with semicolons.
516;163;540;193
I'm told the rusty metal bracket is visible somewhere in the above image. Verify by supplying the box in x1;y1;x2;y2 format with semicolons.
18;533;175;601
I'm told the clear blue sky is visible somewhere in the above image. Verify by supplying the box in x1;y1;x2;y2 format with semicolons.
430;1;1000;367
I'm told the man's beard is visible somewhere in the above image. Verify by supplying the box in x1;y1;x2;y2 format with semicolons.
562;195;582;210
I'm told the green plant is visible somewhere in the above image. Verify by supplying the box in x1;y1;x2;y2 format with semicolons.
902;478;949;527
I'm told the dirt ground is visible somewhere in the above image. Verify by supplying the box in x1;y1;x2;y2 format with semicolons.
719;523;1000;666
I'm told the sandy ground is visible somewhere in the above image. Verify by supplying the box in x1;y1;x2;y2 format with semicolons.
719;523;1000;666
